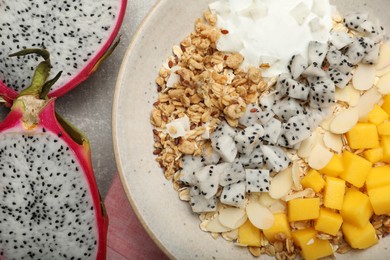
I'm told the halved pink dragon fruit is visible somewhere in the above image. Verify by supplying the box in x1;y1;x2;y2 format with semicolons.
0;49;107;259
0;0;127;103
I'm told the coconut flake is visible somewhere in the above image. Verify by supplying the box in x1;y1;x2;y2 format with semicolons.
308;143;333;170
165;115;190;138
269;167;293;199
218;207;247;229
166;66;181;88
290;2;310;25
329;108;359;134
352;64;376;91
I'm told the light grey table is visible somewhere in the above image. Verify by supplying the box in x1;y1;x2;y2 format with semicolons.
56;0;158;197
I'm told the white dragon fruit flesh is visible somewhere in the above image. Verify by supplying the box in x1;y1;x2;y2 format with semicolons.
257;110;275;125
327;67;352;89
308;41;328;66
0;50;107;259
190;195;217;213
211;134;237;163
309;77;335;108
279;115;312;147
272;97;306;121
245;169;270;193
239;103;261;126
0;0;127;103
262;118;282;144
287;54;307;79
195;165;221;199
326;46;354;74
219;159;246;187
220;181;246;207
239;148;264;169
345;37;375;65
234;124;264;156
179;155;204;185
261;145;290;172
202;144;221;165
344;13;369;30
329;31;353;49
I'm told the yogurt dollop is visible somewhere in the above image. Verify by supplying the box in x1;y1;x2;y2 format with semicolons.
209;0;332;77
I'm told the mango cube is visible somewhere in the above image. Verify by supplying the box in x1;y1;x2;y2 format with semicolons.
346;123;379;149
301;169;325;192
342;222;378;249
238;220;262;246
363;147;384;163
301;238;334;260
341;189;373;228
377;122;390;136
381;136;390;163
314;208;343;236
323;176;345;210
263;213;291;242
367;185;390;215
381;95;390;115
366;165;390;190
292;228;317;248
319;154;344;177
340;151;372;188
288;198;320;222
367;104;389;125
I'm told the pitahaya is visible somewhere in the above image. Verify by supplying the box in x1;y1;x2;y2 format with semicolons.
287;54;307;79
329;31;353;49
275;73;291;98
0;0;127;103
239;148;264;169
245;169;270;193
309;77;335;108
301;64;327;78
257;110;275;125
326;46;354;74
195;165;220;199
343;13;369;30
234;124;264;156
279;115;312;147
202;144;221;165
261;145;290;172
362;43;380;64
345;37;375;65
307;41;328;66
262;118;282;144
272;97;306;121
259;92;276;111
190;195;217;213
0;50;107;259
327;67;352;89
180;155;204;185
277;74;309;101
220;181;246;207
239;103;261;126
219;159;246;186
210;121;238;162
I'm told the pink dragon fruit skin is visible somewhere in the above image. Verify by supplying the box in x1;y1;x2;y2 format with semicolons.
0;50;108;259
0;0;127;104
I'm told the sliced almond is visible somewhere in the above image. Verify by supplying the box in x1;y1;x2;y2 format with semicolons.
269;167;293;199
205;217;233;233
377;72;390;95
352;64;376;91
355;87;383;119
329;108;359;134
218;207;247;229
308;143;333;170
283;189;315;201
320;115;334;131
292;161;303;190
246;200;275;230
335;84;361;106
268;200;287;213
298;128;324;159
259;192;277;207
377;65;390;77
376;41;390;71
323;131;343;153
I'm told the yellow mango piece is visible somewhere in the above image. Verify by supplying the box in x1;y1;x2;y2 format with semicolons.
340;151;372;188
319;154;344;177
263;213;291;242
363;147;384;163
288;198;320;222
346;123;379;149
323;176;346;210
381;95;390;115
238;219;262;247
301;238;334;260
366;165;390;190
341;189;373;228
314;208;343;236
381;136;390;162
367;185;390;215
342;222;378;249
367;104;389;125
301;169;325;192
378;122;390;135
292;228;317;248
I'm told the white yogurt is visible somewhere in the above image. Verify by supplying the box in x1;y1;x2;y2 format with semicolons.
209;0;332;77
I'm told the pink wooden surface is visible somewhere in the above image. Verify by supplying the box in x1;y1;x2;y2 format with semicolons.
104;174;168;259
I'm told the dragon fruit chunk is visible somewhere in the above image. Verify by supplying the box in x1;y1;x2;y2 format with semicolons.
0;50;107;259
220;181;246;207
0;0;127;103
362;43;380;64
239;148;265;169
343;13;369;30
234;124;264;156
239;103;261;126
309;78;335;108
195;165;221;199
190;195;217;213
257;110;275;125
277;75;310;101
329;31;353;49
326;46;354;74
259;92;276;111
288;55;307;79
306;107;333;130
262;118;283;144
272;97;306;121
308;41;328;66
302;64;327;78
211;134;237;163
219;159;246;186
327;67;353;89
261;145;290;172
280;115;312;146
180;155;204;185
211;121;237;140
202;144;221;165
275;73;291;99
245;169;270;193
345;37;375;65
